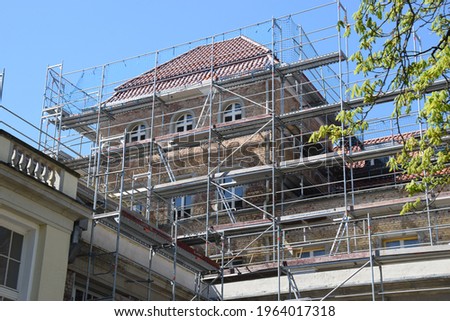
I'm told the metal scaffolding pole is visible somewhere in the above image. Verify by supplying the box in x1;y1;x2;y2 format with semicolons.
337;0;349;257
84;64;108;300
368;214;376;301
271;17;281;301
205;39;215;258
145;51;160;223
111;131;127;299
147;246;155;300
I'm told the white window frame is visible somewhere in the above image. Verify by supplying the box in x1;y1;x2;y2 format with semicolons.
174;113;194;133
223;102;242;122
73;285;101;301
383;236;419;249
0;212;37;301
129;123;147;142
222;178;244;210
173;195;192;220
296;248;326;259
0;226;24;293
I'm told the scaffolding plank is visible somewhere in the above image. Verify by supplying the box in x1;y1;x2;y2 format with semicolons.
212;219;272;235
214;114;272;139
217;51;346;88
93;211;120;219
279;78;449;124
280;207;346;223
152;165;273;198
280;152;344;173
278;51;346;74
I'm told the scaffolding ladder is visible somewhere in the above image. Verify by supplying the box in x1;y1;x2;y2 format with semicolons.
39;64;64;159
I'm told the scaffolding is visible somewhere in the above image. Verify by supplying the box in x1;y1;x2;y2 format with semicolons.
37;0;450;301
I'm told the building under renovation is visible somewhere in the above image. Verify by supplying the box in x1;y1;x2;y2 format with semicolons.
2;1;449;301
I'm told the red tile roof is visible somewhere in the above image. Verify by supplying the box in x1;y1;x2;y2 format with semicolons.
334;131;423;168
363;130;421;146
108;36;274;103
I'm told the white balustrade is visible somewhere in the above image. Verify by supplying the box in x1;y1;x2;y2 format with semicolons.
10;145;61;190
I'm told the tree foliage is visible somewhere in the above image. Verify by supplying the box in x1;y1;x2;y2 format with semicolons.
311;0;450;213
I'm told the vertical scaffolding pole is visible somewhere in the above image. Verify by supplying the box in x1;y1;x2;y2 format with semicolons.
379;265;385;301
54;64;64;159
205;38;215;257
147;246;155;300
146;51;159;223
172;206;178;301
346;0;355;251
413;30;434;246
38;65;52;151
220;233;225;300
337;0;349;256
271;17;282;301
367;214;376;301
111;131;127;299
84;64;107;300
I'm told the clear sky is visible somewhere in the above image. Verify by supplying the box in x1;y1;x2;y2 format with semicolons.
0;0;360;143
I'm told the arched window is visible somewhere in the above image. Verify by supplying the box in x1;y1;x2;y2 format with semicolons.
223;103;242;122
175;113;194;132
129;124;147;142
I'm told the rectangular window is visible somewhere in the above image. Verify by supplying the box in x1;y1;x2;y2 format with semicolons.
132;203;145;215
174;195;192;220
384;237;419;249
296;248;326;259
74;287;100;301
0;226;24;291
222;178;244;210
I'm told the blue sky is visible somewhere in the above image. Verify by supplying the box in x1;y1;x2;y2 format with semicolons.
0;0;360;143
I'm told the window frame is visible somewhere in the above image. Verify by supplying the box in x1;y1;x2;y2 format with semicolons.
223;102;243;123
174;113;194;133
0;215;37;301
128;123;147;143
131;202;145;216
173;195;193;220
0;226;23;292
295;247;326;259
73;285;101;301
383;236;420;249
221;177;244;210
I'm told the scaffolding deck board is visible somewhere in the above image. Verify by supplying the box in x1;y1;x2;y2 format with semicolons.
205;244;450;284
217;51;346;88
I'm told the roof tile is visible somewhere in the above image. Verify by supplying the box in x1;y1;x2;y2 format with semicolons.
108;36;273;103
